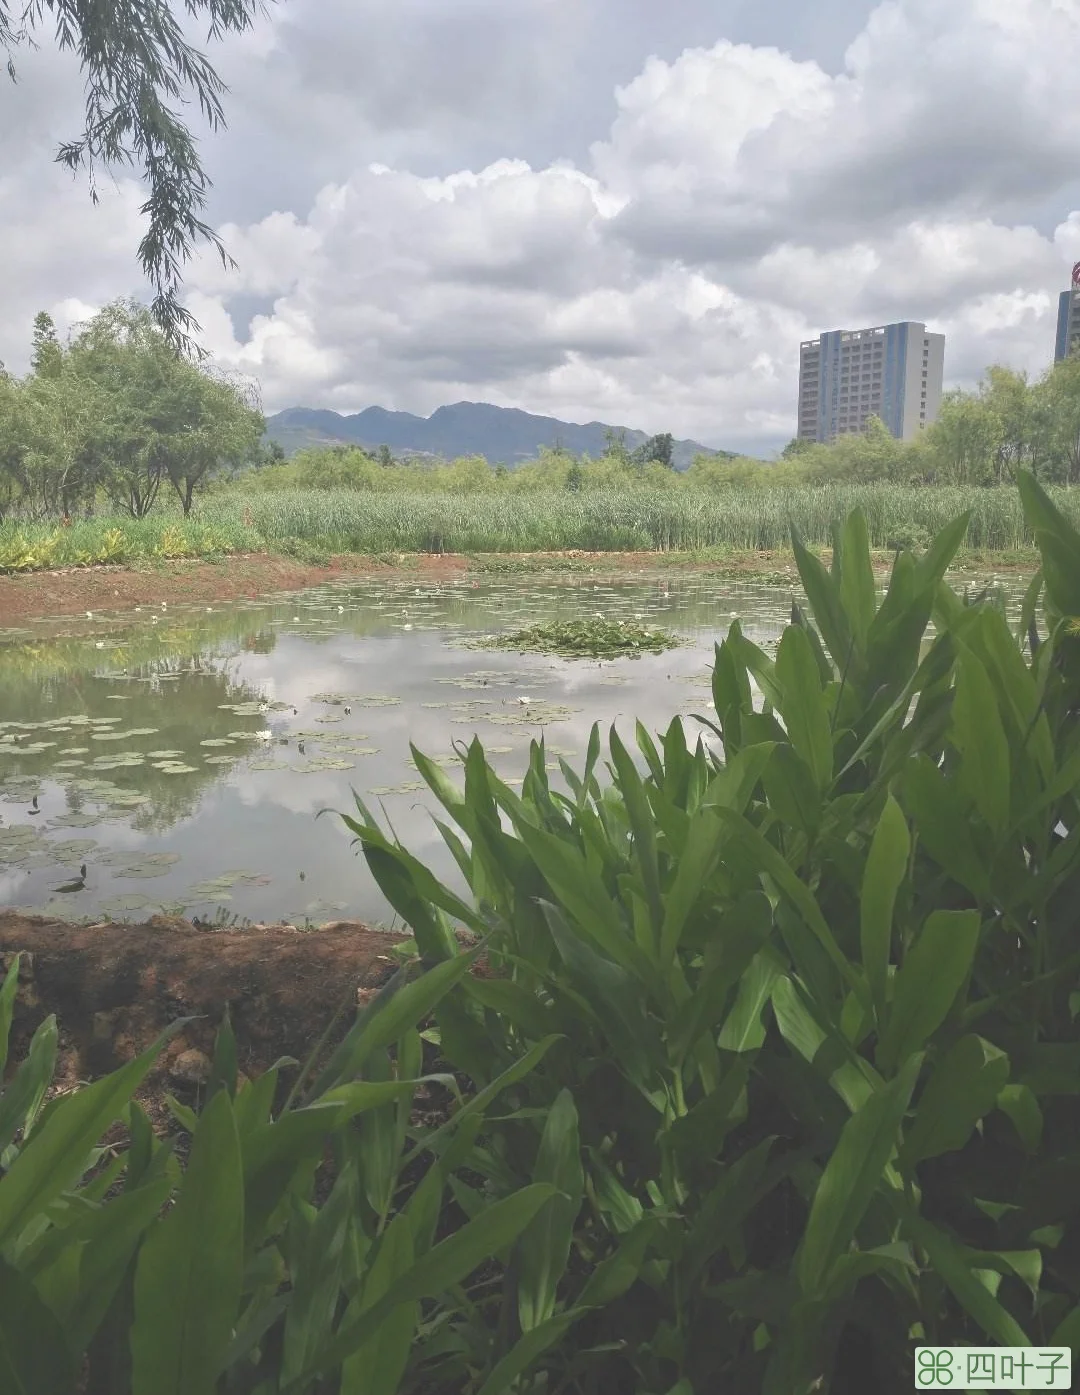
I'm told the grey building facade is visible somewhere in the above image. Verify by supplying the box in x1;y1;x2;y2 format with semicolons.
1054;263;1080;362
797;321;945;444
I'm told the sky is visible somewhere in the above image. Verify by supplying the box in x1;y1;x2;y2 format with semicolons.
4;0;1080;457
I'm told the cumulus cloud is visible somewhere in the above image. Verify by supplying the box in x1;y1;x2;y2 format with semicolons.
3;0;1080;453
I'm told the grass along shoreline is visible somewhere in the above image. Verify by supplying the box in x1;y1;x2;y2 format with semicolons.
0;481;1070;575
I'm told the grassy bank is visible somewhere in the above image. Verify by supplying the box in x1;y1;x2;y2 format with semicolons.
1;482;1072;573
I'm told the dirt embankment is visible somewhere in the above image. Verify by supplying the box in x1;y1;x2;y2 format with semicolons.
0;552;468;625
0;547;823;625
0;912;411;1115
0;546;1038;627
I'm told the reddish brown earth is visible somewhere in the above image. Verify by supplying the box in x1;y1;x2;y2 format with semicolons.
0;912;416;1109
0;545;1035;627
0;547;819;625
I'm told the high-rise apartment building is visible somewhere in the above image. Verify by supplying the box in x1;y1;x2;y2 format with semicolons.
1054;263;1080;362
797;321;945;444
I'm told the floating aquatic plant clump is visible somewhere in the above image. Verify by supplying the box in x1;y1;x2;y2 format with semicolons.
478;618;684;659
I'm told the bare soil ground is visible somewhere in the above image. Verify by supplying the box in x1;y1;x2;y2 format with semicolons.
0;546;884;626
0;546;1033;626
0;911;412;1117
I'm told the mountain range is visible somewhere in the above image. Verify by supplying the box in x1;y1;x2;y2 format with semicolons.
262;402;734;470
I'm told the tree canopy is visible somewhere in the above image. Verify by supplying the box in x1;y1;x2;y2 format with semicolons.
1;0;272;353
0;300;263;520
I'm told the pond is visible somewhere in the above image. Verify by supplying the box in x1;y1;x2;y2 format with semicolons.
0;568;1025;928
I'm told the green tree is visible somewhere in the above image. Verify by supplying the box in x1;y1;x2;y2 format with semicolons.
602;426;631;464
803;416;907;484
1;1;273;352
923;391;1000;485
632;431;675;469
65;299;263;517
1037;354;1080;484
156;364;264;514
30;310;64;379
977;365;1032;484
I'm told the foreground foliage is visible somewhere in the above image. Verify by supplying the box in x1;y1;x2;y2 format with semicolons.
344;471;1080;1391
1;472;1077;1393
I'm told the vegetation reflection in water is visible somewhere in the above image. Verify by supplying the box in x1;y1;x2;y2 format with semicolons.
0;569;1025;926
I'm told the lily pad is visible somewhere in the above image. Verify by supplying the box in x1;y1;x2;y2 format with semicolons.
203;754;236;765
248;757;287;771
50;839;99;859
200;738;235;747
154;762;198;774
113;858;176;879
98;893;156;915
47;813;102;829
297;758;356;772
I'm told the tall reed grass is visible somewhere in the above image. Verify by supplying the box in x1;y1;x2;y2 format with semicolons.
198;484;1074;552
1;483;1071;572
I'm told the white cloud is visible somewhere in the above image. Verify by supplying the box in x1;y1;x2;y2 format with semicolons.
4;0;1080;452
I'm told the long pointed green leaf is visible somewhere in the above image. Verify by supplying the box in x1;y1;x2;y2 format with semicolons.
860;795;910;1025
898;1206;1030;1347
288;1184;558;1388
477;1310;581;1395
796;1053;921;1295
878;911;981;1072
838;509;877;646
791;527;852;670
0;1253;77;1395
900;1035;1009;1168
952;647;1010;837
0;1021;184;1249
340;1214;416;1395
0;954;20;1078
776;625;834;792
518;1089;583;1333
609;725;664;945
131;1088;244;1395
711;807;866;1006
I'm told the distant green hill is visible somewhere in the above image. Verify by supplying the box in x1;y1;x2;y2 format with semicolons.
263;401;737;471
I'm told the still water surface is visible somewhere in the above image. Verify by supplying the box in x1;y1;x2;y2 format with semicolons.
0;569;1021;926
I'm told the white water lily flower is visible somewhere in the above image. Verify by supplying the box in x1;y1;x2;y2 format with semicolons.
256;729;273;741
517;696;531;705
95;641;105;649
403;623;413;631
85;611;93;619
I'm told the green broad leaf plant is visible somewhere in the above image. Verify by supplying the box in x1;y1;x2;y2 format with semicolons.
0;472;1076;1394
339;474;1080;1394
